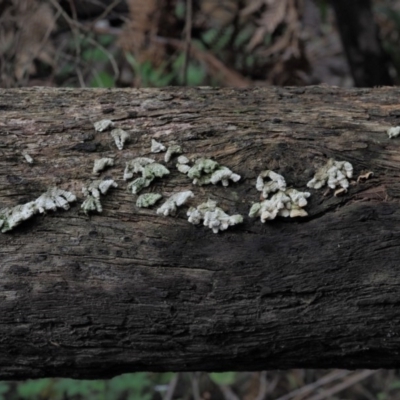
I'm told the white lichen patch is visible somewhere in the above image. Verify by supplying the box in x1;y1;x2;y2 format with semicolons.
111;129;130;150
388;126;400;139
307;159;353;190
136;193;163;208
256;170;286;198
81;196;102;214
82;179;118;198
151;139;166;153
187;199;243;233
176;156;191;174
0;187;76;233
142;163;170;180
127;177;152;194
81;179;117;214
23;153;33;164
157;191;194;216
125;158;170;194
181;158;241;187
124;158;155;180
249;188;310;222
93;157;114;174
94;119;114;132
165;145;182;162
35;187;77;213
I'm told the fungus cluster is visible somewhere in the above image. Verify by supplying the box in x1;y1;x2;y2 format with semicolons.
187;199;243;233
124;157;170;194
177;157;241;187
307;158;353;190
81;179;117;214
0;187;76;232
249;170;310;222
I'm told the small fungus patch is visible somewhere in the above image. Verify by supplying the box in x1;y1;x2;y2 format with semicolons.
81;179;117;214
111;129;130;150
94;119;114;132
187;199;243;233
151;139;166;153
181;157;241;187
0;187;76;232
387;126;400;139
157;191;194;216
93;158;114;174
307;159;353;190
165;145;182;162
136;193;163;208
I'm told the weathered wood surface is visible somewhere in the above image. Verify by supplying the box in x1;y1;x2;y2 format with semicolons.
0;86;400;379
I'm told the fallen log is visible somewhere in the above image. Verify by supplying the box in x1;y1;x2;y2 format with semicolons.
0;86;399;379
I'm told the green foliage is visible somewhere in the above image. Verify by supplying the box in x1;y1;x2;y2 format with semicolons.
90;71;115;88
209;372;237;386
7;373;154;400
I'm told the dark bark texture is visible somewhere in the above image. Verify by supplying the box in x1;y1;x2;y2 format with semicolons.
1;86;400;379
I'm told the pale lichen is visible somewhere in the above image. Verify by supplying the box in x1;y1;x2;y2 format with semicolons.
81;179;117;214
256;170;286;198
187;199;243;233
124;158;170;194
111;129;130;150
249;188;310;222
94;119;114;132
307;159;353;190
136;193;163;208
127;177;152;194
93;157;114;174
151;139;166;153
0;187;76;233
181;158;241;187
124;158;155;181
388;126;400;139
165;145;182;162
23;153;33;164
157;191;194;216
176;155;191;174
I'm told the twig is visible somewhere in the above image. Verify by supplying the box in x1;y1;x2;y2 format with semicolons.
163;372;180;400
191;372;202;400
305;370;377;400
275;370;351;400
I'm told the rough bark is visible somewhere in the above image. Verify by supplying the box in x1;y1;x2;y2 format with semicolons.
0;86;400;379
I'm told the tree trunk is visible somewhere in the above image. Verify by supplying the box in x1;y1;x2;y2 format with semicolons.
331;0;393;87
0;86;400;379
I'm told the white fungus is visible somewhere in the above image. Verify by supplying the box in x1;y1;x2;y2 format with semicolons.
151;139;166;153
165;145;182;162
0;187;77;233
111;129;130;150
124;157;155;180
187;199;243;233
94;119;114;132
182;158;241;186
307;159;353;190
93;157;114;174
249;188;310;222
157;191;194;216
388;126;400;139
256;170;286;198
81;179;117;214
23;153;33;164
136;193;163;208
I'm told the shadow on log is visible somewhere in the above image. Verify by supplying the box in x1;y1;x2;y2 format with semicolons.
0;86;400;379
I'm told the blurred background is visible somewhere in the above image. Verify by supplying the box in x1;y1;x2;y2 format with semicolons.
2;0;400;398
1;0;400;89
